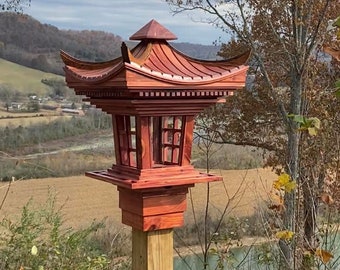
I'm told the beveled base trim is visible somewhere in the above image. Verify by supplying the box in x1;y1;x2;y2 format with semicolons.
85;168;221;189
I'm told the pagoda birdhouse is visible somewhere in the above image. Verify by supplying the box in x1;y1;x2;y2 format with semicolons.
62;19;249;270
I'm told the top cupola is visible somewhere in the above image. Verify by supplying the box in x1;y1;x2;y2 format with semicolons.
129;19;178;40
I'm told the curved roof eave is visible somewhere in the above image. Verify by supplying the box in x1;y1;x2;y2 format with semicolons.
64;62;125;84
126;62;249;85
60;50;122;70
167;43;252;66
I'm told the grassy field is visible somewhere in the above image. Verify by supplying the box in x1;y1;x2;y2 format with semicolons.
0;110;72;127
0;58;62;96
0;168;276;229
0;115;65;128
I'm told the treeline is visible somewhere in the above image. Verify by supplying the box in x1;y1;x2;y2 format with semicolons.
0;12;123;74
0;110;112;153
0;12;220;75
171;42;221;60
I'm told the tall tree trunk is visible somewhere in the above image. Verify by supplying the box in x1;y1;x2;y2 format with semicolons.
280;72;303;268
280;130;299;269
301;171;318;250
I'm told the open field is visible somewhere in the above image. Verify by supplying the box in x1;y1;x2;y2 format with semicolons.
0;113;72;128
0;168;276;229
0;109;59;118
0;109;71;128
0;58;62;96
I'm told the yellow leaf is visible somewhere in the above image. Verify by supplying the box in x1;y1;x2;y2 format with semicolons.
273;180;281;190
275;230;294;240
278;173;290;184
273;173;296;193
31;245;38;256
309;117;321;129
315;249;334;264
308;127;317;136
285;180;297;193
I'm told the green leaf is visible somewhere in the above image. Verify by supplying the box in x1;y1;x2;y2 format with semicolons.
287;114;305;124
336;89;340;98
332;16;340;28
289;114;321;135
335;80;340;89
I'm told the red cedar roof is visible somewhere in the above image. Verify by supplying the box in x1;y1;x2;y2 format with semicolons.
129;19;177;40
61;20;249;93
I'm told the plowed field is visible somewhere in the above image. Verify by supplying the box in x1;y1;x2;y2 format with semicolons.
0;168;276;229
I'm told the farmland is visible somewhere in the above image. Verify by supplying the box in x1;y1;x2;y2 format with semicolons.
0;168;276;229
0;110;71;127
0;58;62;96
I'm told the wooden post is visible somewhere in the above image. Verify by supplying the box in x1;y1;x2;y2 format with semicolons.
132;228;173;270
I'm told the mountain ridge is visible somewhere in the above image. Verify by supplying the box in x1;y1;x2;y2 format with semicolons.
0;12;220;75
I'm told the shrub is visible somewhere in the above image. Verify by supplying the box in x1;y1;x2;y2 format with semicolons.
0;150;114;180
191;144;265;170
0;110;112;153
0;194;111;270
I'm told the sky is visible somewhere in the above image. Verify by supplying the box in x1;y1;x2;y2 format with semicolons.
23;0;227;45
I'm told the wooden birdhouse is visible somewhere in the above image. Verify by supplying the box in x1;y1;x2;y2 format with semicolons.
61;19;249;270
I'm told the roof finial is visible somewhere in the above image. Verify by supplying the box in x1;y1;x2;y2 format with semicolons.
130;19;177;41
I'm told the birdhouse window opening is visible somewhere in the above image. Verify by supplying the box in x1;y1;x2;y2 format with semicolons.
116;115;137;167
150;116;183;166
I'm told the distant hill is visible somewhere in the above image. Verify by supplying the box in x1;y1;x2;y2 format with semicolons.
0;12;123;75
0;12;220;75
0;58;62;96
171;42;220;60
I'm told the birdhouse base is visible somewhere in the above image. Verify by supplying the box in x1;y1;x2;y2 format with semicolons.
118;185;193;231
85;165;222;231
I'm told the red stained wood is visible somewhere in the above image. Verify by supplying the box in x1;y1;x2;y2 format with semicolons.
85;98;230;116
118;187;188;216
181;116;194;166
85;169;221;190
61;22;249;91
112;116;121;165
123;211;184;231
61;20;248;232
136;116;152;169
129;19;178;41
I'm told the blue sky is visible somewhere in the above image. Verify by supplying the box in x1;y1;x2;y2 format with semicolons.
23;0;227;45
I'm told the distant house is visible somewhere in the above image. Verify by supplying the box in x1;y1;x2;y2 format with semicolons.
61;103;77;110
11;102;23;110
61;108;84;115
41;104;58;110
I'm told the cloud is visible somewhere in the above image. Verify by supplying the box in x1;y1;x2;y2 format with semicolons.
24;0;226;44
